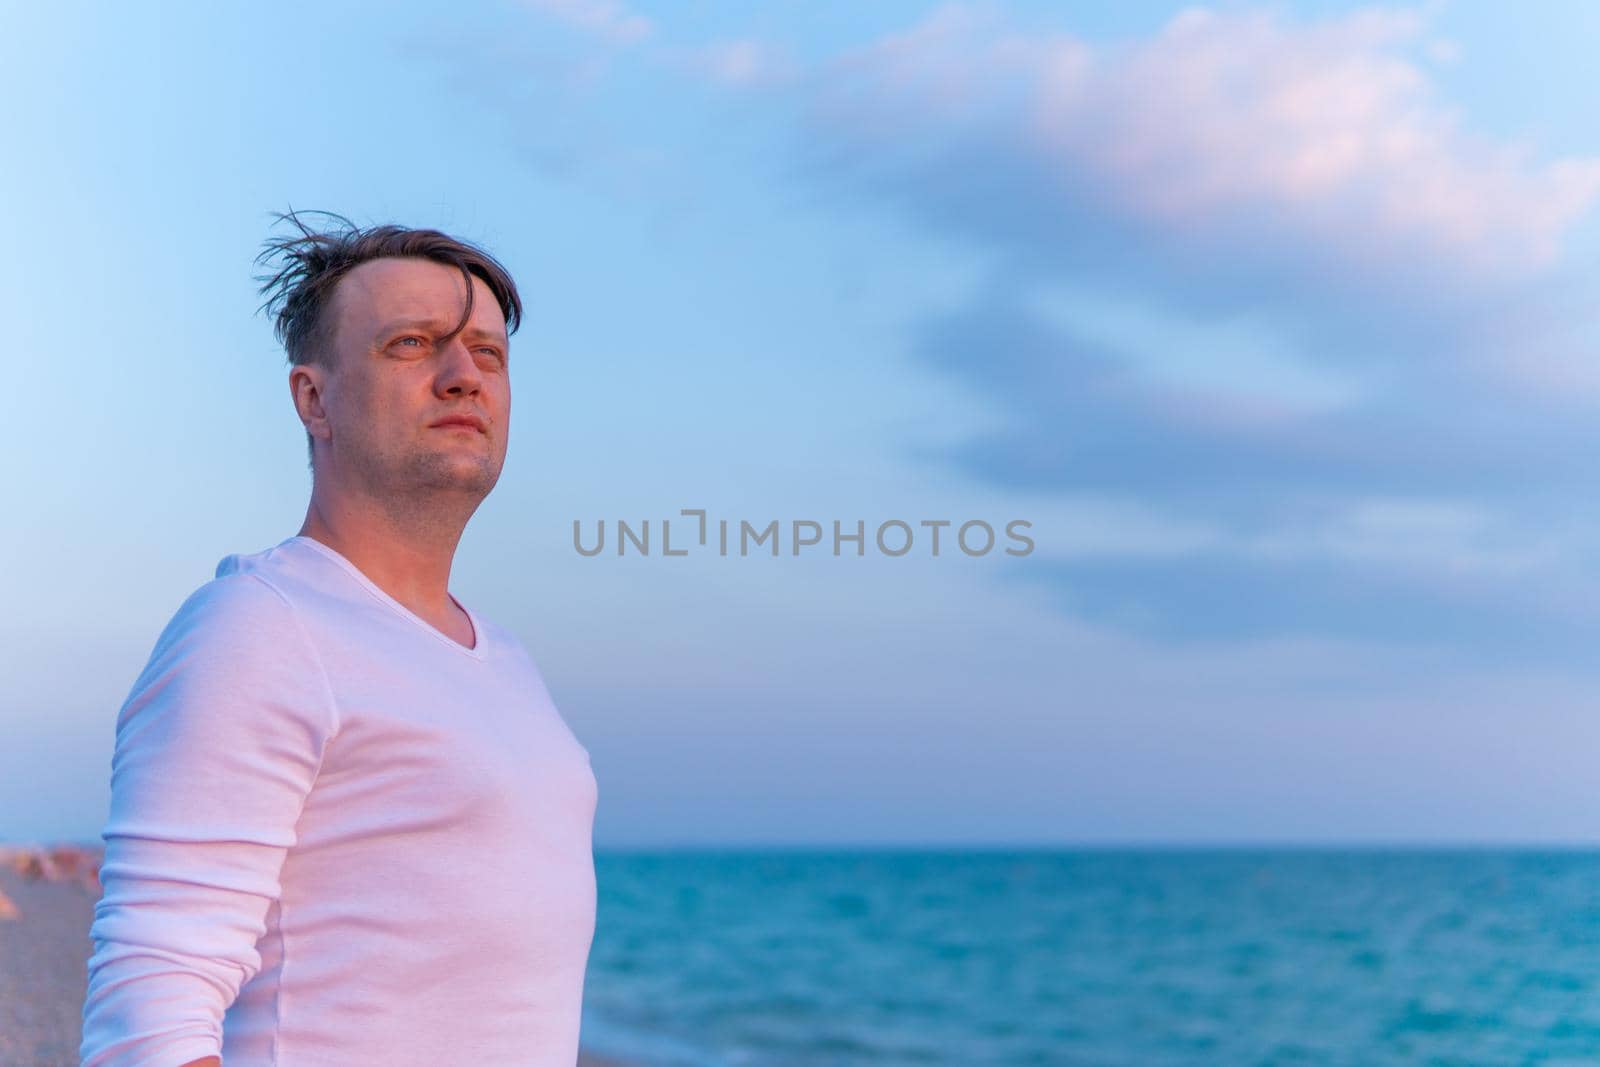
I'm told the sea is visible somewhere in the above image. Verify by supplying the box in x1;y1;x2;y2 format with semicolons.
577;849;1600;1067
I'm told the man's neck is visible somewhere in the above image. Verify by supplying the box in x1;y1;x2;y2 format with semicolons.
297;500;470;628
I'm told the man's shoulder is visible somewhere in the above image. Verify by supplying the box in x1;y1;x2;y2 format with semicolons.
119;565;334;727
176;568;293;623
163;537;320;630
150;569;305;667
112;562;339;788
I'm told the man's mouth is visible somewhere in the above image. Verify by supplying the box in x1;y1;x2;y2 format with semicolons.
429;416;487;433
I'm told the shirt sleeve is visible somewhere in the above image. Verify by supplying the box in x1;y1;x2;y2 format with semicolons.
81;572;339;1067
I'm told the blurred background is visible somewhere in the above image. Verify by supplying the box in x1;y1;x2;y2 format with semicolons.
5;2;1600;1064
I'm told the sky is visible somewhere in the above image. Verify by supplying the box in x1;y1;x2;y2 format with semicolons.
4;0;1600;847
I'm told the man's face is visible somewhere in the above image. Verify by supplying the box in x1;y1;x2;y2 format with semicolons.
300;256;512;508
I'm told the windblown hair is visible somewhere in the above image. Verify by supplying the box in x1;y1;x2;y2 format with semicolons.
252;208;524;465
254;208;523;369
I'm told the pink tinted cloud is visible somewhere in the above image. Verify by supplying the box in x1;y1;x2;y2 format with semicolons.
815;3;1600;281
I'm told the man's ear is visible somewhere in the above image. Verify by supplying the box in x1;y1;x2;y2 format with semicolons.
289;363;332;444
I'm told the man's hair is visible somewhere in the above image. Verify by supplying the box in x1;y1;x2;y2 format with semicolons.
253;208;524;465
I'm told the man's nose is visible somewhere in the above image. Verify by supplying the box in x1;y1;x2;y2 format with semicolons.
435;335;483;394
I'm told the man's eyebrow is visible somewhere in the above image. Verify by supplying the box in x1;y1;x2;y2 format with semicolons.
376;318;509;345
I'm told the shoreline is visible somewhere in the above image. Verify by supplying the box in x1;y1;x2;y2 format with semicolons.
0;845;644;1067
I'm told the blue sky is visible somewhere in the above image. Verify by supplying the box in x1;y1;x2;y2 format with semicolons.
5;1;1600;846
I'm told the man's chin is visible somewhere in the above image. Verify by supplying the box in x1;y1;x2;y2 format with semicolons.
404;456;500;495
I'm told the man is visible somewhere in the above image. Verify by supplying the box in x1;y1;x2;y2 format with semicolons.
81;211;599;1066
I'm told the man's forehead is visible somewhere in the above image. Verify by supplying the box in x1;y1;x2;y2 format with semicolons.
340;258;505;332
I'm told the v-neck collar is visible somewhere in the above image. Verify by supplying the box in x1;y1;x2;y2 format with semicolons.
285;535;489;661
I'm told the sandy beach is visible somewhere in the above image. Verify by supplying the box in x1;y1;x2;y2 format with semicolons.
0;845;635;1067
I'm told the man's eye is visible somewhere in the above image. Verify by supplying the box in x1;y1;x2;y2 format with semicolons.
397;336;424;347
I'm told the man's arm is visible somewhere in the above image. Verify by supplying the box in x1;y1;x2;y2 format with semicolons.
81;573;338;1066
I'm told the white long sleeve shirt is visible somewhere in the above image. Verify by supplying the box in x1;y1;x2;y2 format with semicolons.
81;534;598;1066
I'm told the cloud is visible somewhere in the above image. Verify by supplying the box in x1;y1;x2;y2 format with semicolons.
806;2;1600;284
781;4;1600;653
907;269;1600;653
686;38;798;89
522;0;651;44
907;279;1600;499
783;2;1600;411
